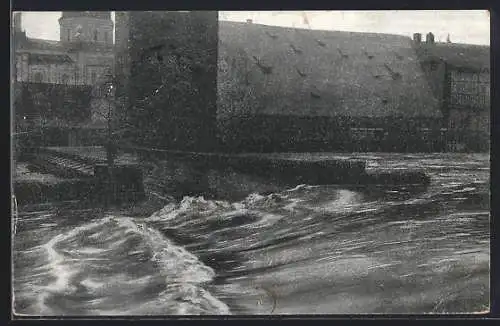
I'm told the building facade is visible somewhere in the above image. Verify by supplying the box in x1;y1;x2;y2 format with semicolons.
13;12;114;86
447;69;490;151
12;11;115;147
415;34;490;152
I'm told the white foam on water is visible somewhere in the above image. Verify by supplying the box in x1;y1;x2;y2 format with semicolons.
285;184;319;193
21;245;45;255
77;247;110;255
148;194;290;234
80;278;105;290
18;215;54;222
308;189;364;214
34;215;231;315
366;262;401;271
36;217;119;313
242;193;275;208
112;217;230;314
248;212;284;228
147;197;234;230
450;211;488;217
40;223;58;228
282;197;306;212
94;282;230;315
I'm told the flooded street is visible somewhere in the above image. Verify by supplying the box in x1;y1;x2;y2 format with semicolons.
12;153;490;315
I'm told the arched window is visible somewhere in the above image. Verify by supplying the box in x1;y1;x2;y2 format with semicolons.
94;30;98;41
33;72;43;83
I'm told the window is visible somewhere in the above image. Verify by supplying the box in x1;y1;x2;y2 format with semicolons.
104;32;108;43
67;29;71;41
62;74;69;84
94;30;98;41
480;84;489;95
33;72;43;83
91;71;97;84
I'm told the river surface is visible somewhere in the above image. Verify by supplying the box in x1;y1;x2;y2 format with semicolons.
12;153;490;315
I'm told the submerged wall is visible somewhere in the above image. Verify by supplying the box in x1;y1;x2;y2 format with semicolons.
221;114;446;153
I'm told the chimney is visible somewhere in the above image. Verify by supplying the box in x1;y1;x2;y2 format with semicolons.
426;32;435;44
413;33;422;44
246;19;253;24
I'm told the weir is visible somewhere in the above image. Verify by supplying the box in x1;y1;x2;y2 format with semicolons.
19;146;430;204
125;147;431;189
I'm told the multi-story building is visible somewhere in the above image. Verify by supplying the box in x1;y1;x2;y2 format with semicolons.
12;11;115;146
415;32;490;152
13;11;114;85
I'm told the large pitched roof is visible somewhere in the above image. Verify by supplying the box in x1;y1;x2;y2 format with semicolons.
218;21;441;119
415;42;490;71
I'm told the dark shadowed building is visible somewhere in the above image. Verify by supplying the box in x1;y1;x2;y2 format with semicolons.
114;11;219;152
218;21;443;153
414;33;490;152
114;17;487;154
12;11;115;147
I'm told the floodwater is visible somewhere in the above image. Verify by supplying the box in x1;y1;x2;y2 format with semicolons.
12;153;490;315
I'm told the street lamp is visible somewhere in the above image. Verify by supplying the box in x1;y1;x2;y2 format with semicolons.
104;75;117;166
102;74;118;205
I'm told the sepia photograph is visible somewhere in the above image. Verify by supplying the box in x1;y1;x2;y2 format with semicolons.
11;10;490;316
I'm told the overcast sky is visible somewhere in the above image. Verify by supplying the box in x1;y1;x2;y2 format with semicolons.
17;10;490;45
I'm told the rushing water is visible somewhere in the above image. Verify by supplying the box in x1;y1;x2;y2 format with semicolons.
12;153;490;315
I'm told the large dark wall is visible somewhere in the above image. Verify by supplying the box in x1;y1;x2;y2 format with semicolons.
222;114;446;153
125;11;218;152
